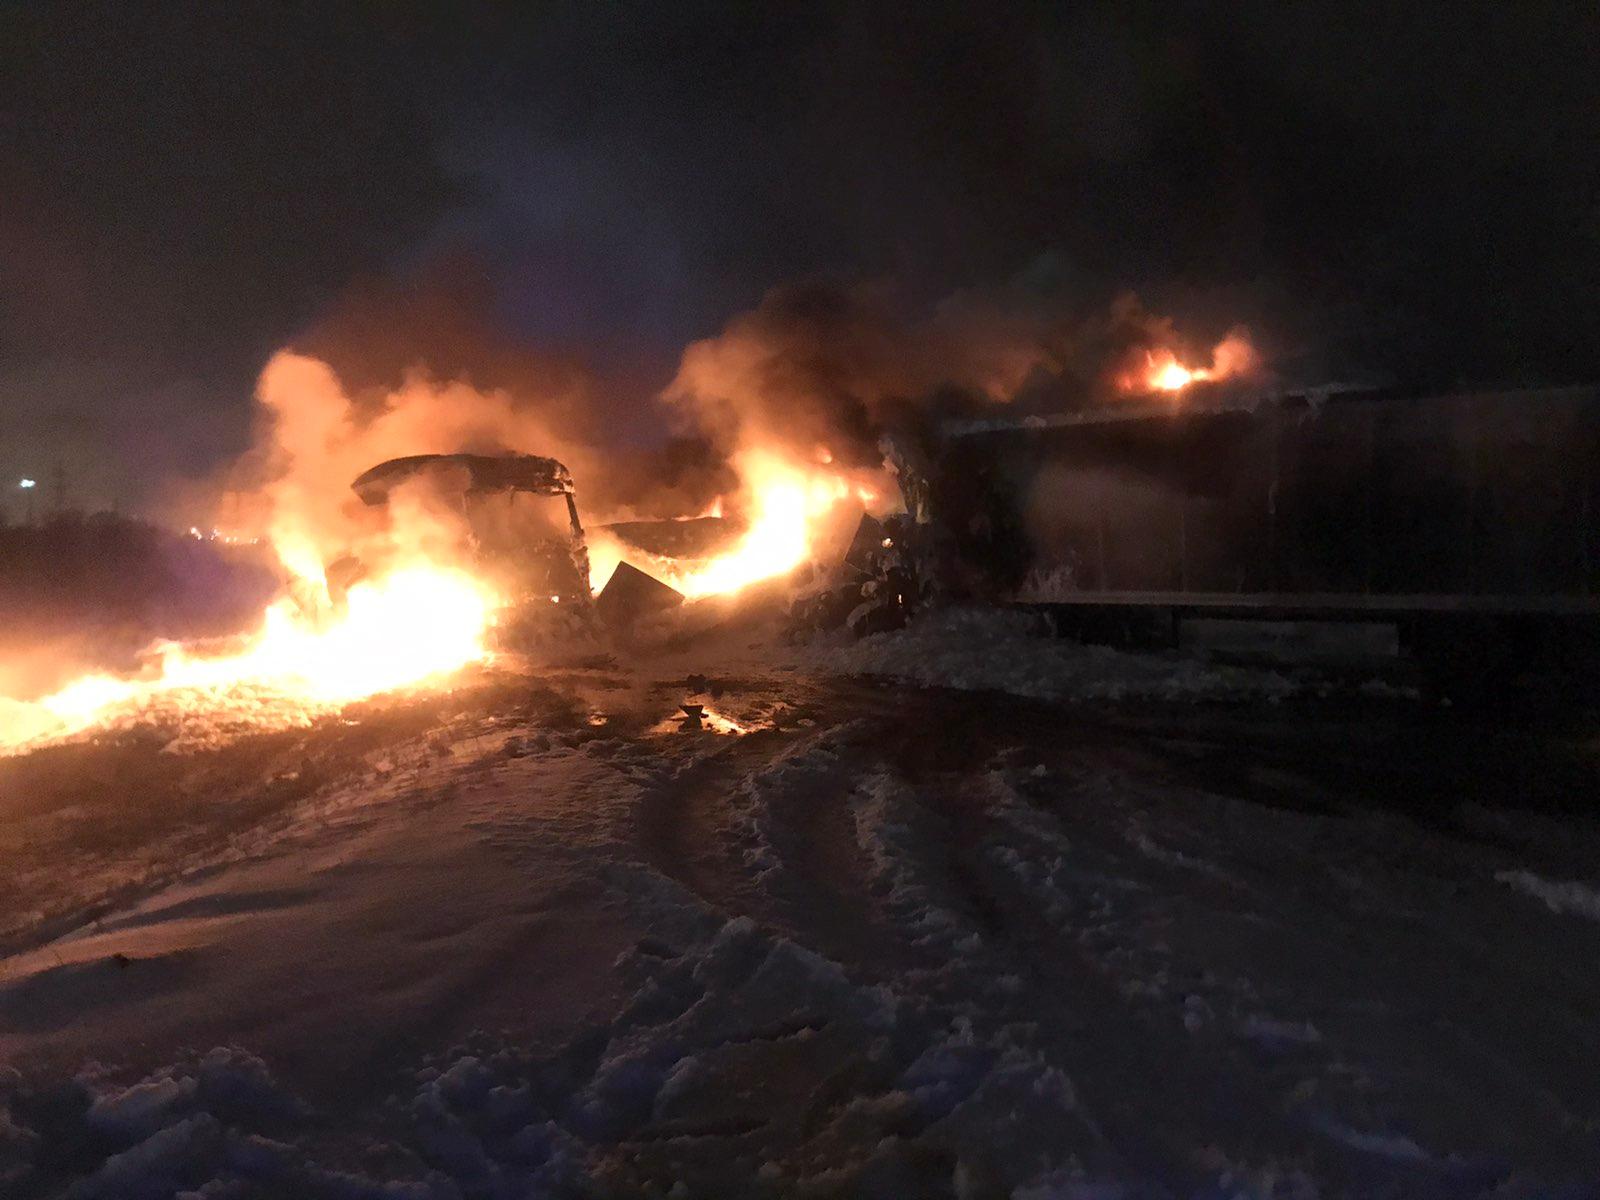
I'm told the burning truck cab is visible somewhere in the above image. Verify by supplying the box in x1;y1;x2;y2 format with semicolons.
346;453;592;629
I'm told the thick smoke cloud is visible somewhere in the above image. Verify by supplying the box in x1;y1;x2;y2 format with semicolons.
663;281;1040;468
662;280;1267;475
4;3;1598;513
208;273;1270;567
267;262;737;524
214;340;733;583
226;355;584;581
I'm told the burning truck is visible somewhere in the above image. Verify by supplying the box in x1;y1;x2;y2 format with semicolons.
337;441;916;643
329;452;595;646
339;451;783;636
346;452;589;596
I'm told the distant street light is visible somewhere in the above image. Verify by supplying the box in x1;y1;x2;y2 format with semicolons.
18;478;35;489
19;477;37;525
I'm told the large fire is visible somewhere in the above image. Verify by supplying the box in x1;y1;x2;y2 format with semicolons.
671;451;874;598
2;439;877;756
0;354;528;754
0;564;499;753
2;426;876;755
2;299;1249;754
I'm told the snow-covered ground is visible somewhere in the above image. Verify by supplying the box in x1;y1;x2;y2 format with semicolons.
806;608;1301;703
2;612;1599;1197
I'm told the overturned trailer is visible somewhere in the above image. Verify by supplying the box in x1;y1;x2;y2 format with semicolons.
907;385;1600;694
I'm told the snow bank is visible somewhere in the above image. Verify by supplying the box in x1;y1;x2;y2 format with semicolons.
0;1048;365;1200
0;911;1092;1198
809;607;1297;703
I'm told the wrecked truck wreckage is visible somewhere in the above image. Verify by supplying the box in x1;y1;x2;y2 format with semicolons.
336;444;975;645
787;510;928;638
341;453;594;639
785;430;955;639
786;417;1090;639
341;452;706;634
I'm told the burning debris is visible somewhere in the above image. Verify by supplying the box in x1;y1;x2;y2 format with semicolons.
350;451;576;505
586;447;884;602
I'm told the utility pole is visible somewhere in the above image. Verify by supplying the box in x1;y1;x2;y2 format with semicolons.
52;461;67;517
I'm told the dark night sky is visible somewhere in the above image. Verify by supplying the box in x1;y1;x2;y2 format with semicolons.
3;1;1598;513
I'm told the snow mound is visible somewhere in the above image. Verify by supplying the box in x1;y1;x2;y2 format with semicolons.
810;607;1297;703
0;916;1096;1198
0;1048;356;1200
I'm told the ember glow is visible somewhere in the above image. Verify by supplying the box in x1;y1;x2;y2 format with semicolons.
1118;330;1259;395
1;565;498;753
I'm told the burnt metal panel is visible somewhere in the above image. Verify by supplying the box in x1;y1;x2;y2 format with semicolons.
351;453;574;506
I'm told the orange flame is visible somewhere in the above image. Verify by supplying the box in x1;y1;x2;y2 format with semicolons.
669;449;856;598
2;341;901;752
1;565;499;753
1118;330;1259;396
0;352;534;754
587;447;881;600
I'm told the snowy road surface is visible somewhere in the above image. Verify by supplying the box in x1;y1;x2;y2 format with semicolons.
2;619;1599;1197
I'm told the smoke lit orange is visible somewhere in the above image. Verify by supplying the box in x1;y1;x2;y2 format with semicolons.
1118;330;1258;395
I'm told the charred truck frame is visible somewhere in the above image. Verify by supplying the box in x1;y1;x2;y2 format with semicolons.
349;453;592;620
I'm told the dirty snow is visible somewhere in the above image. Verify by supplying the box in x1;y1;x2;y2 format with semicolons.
2;641;1599;1196
809;607;1299;702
